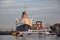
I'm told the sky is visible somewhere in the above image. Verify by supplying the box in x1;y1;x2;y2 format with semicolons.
0;0;60;30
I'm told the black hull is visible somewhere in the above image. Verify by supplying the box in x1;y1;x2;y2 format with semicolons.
16;24;31;31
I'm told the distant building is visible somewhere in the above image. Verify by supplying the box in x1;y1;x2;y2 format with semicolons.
32;21;43;30
36;21;42;30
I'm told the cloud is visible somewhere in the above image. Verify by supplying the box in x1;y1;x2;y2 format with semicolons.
0;0;59;13
0;0;14;3
0;6;58;14
0;0;17;7
27;6;58;11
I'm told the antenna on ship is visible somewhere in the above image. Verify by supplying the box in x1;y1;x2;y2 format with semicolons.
24;4;26;12
21;4;27;18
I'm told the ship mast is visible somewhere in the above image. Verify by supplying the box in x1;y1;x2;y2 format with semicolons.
24;4;26;12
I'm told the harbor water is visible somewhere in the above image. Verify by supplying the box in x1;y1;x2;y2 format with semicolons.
0;35;60;40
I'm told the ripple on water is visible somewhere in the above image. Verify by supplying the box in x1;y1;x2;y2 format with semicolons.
0;35;60;40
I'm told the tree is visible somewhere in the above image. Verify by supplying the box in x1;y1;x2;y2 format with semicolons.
50;23;60;32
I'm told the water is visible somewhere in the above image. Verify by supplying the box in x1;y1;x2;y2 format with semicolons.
0;35;60;40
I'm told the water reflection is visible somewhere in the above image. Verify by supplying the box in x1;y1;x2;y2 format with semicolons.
0;35;60;40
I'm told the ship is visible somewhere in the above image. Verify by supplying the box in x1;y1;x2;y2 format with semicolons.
16;6;32;32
